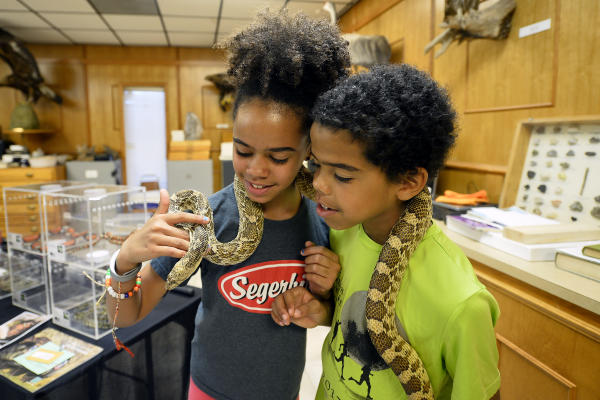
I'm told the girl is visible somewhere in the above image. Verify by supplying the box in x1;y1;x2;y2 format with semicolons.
106;10;350;400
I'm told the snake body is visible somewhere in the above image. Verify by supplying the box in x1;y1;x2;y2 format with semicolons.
166;169;433;399
165;174;263;290
365;190;434;399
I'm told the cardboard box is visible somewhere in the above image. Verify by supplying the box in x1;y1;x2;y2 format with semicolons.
168;140;211;160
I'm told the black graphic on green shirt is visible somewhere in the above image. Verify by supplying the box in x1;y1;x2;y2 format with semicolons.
349;365;374;400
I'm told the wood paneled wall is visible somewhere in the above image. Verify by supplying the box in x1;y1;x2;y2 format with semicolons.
339;0;600;203
0;44;229;171
2;0;598;201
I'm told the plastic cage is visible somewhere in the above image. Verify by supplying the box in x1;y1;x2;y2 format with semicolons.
3;181;91;314
43;184;148;338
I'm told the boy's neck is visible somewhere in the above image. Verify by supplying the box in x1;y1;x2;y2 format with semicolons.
362;202;406;245
261;185;302;220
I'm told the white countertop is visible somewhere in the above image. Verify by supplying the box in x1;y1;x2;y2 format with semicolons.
436;220;600;315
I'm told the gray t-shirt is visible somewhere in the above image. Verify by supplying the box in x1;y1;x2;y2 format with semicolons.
152;184;329;400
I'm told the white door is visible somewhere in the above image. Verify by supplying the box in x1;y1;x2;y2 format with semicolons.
123;87;167;188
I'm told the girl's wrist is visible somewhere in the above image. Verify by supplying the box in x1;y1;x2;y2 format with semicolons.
111;249;142;281
115;248;139;274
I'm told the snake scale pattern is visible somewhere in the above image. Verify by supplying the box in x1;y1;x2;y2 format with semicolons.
166;169;433;399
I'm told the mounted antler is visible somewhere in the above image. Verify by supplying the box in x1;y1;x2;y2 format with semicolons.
425;0;516;58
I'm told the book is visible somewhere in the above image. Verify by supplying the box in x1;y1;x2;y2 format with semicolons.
446;215;600;261
555;247;600;282
0;312;50;350
502;223;600;244
582;244;600;259
445;214;502;241
0;327;102;392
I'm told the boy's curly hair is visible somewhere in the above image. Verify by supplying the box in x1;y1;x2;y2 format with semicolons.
219;9;350;132
311;64;457;180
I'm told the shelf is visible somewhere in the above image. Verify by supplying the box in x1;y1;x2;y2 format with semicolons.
3;128;56;135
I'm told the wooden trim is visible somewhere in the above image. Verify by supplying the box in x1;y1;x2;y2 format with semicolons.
496;333;577;398
515;115;600;125
464;0;560;113
474;262;600;343
551;0;561;106
117;84;125;184
464;102;554;114
444;160;507;175
111;85;120;131
83;46;92;146
176;47;182;130
429;0;436;75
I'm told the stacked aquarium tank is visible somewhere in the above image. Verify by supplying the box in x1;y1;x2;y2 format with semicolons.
3;181;91;314
43;184;148;339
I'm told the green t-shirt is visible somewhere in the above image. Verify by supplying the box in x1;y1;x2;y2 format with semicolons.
316;223;501;400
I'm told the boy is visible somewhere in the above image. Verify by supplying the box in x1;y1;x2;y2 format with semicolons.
271;65;501;399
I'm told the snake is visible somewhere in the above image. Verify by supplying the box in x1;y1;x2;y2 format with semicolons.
165;169;434;399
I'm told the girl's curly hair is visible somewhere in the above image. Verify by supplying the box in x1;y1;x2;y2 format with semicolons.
218;9;350;132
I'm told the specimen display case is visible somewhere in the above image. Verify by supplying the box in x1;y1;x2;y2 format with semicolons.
3;181;91;314
500;116;600;225
44;184;147;339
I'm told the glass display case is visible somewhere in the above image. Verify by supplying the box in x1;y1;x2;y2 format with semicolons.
44;184;148;339
0;243;9;300
3;181;91;314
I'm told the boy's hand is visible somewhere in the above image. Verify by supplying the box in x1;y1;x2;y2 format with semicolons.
271;286;331;328
117;189;209;272
302;241;340;299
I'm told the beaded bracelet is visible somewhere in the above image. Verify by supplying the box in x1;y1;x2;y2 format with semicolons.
105;269;141;299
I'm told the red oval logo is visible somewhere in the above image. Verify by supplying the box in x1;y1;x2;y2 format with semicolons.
218;260;306;314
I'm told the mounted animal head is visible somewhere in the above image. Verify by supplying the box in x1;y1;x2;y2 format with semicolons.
424;0;517;58
323;1;391;69
205;73;235;112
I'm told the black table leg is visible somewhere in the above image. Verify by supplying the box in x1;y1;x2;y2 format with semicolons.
145;335;155;400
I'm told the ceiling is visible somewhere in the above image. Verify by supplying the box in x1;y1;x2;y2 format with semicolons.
0;0;356;47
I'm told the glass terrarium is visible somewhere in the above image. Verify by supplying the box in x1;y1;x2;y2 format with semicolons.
0;242;9;300
3;181;91;314
43;184;148;339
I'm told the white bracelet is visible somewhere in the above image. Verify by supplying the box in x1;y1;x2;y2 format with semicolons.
110;249;141;282
107;285;128;299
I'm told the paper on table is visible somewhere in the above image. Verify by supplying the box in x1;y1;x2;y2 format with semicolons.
13;342;74;375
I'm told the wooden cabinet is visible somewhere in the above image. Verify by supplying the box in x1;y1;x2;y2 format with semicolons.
474;262;599;400
438;222;600;399
0;166;65;238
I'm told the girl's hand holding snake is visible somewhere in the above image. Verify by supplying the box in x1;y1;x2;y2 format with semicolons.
116;189;210;273
271;286;332;329
301;241;340;299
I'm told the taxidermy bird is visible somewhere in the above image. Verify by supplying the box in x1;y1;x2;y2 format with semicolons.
0;28;62;104
424;0;517;58
323;2;391;69
205;72;235;112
